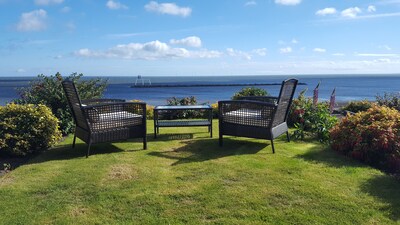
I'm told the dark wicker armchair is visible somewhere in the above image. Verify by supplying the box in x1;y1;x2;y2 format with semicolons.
218;79;298;153
62;80;147;157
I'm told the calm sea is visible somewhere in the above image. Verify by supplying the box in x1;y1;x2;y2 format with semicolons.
1;75;399;106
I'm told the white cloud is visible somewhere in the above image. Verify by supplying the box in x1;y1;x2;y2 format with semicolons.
170;36;202;48
379;45;392;51
16;9;47;32
368;5;376;12
145;1;191;17
226;48;252;60
34;0;63;5
280;47;292;53
356;53;399;57
352;12;400;19
252;48;267;56
65;22;76;31
313;48;326;53
16;68;26;73
341;7;361;18
291;38;298;44
75;40;221;60
60;6;70;13
106;0;128;10
245;1;257;6
316;7;337;16
275;0;301;6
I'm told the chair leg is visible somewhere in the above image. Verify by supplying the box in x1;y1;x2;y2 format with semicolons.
286;131;290;142
86;142;91;158
143;136;147;150
271;140;275;154
219;134;223;147
72;133;77;148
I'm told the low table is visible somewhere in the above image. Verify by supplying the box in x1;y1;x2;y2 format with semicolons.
153;105;213;138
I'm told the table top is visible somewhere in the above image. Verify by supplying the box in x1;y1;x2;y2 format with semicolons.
154;105;212;110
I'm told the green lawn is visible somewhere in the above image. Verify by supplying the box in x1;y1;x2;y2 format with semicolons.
0;120;399;224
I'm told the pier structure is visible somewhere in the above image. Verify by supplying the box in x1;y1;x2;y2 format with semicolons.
130;82;306;88
134;75;152;86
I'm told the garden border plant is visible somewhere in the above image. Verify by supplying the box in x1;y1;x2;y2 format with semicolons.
330;104;400;174
0;103;62;157
288;89;338;142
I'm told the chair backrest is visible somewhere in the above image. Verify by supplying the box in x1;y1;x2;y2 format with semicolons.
62;80;90;131
272;78;298;127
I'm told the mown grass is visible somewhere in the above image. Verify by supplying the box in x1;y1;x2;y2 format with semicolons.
0;120;399;224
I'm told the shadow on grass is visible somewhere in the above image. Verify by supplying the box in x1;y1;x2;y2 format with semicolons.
26;140;140;165
361;175;400;221
148;138;267;166
153;133;195;141
297;143;400;221
296;144;367;169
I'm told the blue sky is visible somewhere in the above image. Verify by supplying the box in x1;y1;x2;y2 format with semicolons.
1;0;400;76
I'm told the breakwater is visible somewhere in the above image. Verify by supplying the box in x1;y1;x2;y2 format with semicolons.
131;82;307;88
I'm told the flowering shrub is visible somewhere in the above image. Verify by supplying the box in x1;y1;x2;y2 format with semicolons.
330;105;400;173
211;102;219;118
146;105;154;119
0;104;62;156
289;90;338;142
130;100;154;119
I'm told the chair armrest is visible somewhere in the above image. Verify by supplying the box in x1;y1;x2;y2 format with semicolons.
237;96;278;103
81;98;125;106
83;102;146;113
83;102;146;123
218;100;277;127
219;100;277;109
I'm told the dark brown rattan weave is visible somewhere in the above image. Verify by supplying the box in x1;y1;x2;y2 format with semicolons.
218;79;298;153
62;80;147;157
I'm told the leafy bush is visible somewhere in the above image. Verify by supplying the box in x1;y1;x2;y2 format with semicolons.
130;100;153;119
167;96;197;106
211;102;219;119
376;92;400;111
15;73;107;135
0;104;62;156
330;105;400;173
146;105;154;119
289;90;338;142
232;87;269;100
165;96;203;119
341;100;373;113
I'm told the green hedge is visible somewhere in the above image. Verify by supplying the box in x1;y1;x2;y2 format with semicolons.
341;100;373;113
0;103;62;156
232;87;269;100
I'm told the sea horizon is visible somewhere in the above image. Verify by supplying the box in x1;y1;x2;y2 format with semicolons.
1;74;399;106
